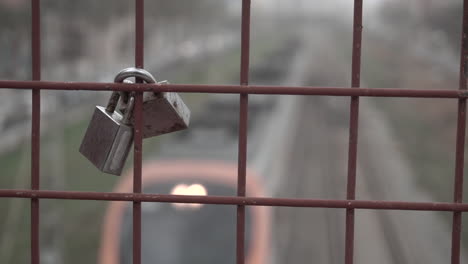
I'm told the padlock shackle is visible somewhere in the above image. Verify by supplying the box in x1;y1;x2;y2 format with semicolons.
113;67;160;112
122;96;135;125
105;92;120;113
106;79;133;113
114;67;157;84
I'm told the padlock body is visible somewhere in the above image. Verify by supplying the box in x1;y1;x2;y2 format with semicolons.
79;106;133;175
131;92;190;138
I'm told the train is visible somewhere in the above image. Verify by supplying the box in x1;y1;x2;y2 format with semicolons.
98;160;271;264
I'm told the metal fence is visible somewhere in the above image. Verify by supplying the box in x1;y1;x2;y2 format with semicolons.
0;0;467;264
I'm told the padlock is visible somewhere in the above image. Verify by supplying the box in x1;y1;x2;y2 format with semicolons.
114;67;190;138
79;89;136;176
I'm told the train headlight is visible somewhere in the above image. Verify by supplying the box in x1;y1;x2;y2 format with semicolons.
170;183;208;210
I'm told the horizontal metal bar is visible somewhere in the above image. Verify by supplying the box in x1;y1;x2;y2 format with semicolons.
1;189;468;212
0;80;466;98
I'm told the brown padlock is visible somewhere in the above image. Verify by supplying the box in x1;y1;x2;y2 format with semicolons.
115;67;190;138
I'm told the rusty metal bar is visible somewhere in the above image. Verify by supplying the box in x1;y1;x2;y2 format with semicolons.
451;1;468;263
237;1;250;264
1;81;467;98
345;1;363;264
135;0;144;69
133;1;144;264
4;189;468;212
31;0;41;263
451;100;466;264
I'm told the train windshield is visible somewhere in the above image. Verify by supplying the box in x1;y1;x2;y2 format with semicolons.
118;180;252;264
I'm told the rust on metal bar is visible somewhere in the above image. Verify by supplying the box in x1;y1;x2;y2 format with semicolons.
345;1;363;264
133;1;144;264
451;1;468;263
1;81;467;98
3;189;468;212
237;1;251;264
31;1;41;263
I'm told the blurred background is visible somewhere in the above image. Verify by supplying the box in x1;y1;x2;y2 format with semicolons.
0;0;467;263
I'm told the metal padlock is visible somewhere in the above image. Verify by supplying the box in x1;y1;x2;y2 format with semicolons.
79;89;135;176
115;67;190;138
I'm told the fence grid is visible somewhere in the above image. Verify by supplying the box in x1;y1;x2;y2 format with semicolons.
0;1;466;264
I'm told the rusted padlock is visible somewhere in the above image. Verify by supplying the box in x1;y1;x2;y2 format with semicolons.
115;67;190;138
79;89;135;175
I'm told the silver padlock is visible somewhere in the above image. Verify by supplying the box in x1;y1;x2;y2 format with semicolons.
79;89;135;176
115;67;190;138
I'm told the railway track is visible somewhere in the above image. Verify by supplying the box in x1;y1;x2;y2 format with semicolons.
259;24;461;263
272;26;461;263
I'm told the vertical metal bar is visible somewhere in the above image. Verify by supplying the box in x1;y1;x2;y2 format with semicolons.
345;1;363;264
31;0;41;263
451;1;468;263
237;1;250;264
133;1;144;264
135;0;144;69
